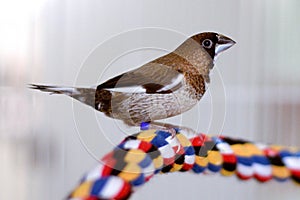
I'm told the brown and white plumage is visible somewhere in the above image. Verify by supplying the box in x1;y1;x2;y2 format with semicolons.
30;32;235;126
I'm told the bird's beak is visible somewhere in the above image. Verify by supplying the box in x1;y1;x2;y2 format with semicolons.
215;34;236;55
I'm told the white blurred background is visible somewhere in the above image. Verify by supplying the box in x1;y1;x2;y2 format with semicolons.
1;0;300;199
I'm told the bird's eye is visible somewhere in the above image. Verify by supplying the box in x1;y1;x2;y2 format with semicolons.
202;39;213;48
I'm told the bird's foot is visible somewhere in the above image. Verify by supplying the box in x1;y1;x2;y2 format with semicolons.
140;121;199;138
140;121;200;138
140;122;178;138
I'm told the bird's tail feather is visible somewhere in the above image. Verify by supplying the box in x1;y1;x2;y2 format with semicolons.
29;84;96;107
29;84;78;95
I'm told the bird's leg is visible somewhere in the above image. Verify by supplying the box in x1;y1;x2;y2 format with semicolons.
140;121;199;138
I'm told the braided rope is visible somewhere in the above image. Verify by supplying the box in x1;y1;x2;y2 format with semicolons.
67;128;300;200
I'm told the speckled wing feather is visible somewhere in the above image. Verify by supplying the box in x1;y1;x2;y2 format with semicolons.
97;54;190;94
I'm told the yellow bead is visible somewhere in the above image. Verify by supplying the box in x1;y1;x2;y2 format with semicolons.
71;181;93;197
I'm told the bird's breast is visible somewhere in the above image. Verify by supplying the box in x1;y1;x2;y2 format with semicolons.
108;82;203;125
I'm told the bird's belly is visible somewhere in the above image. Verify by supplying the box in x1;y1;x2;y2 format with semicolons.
109;87;200;125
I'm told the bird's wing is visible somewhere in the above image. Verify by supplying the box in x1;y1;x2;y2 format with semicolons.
97;63;184;94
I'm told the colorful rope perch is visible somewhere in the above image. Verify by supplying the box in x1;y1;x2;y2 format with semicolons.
67;128;300;200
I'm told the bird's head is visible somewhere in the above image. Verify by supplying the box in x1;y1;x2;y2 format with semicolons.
191;32;236;61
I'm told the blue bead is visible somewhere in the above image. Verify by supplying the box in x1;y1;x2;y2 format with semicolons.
208;163;222;172
151;135;168;147
252;156;270;165
156;130;172;139
184;146;195;155
192;165;206;173
280;150;293;158
131;174;145;186
91;178;108;195
237;156;253;166
140;122;150;130
139;156;152;168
